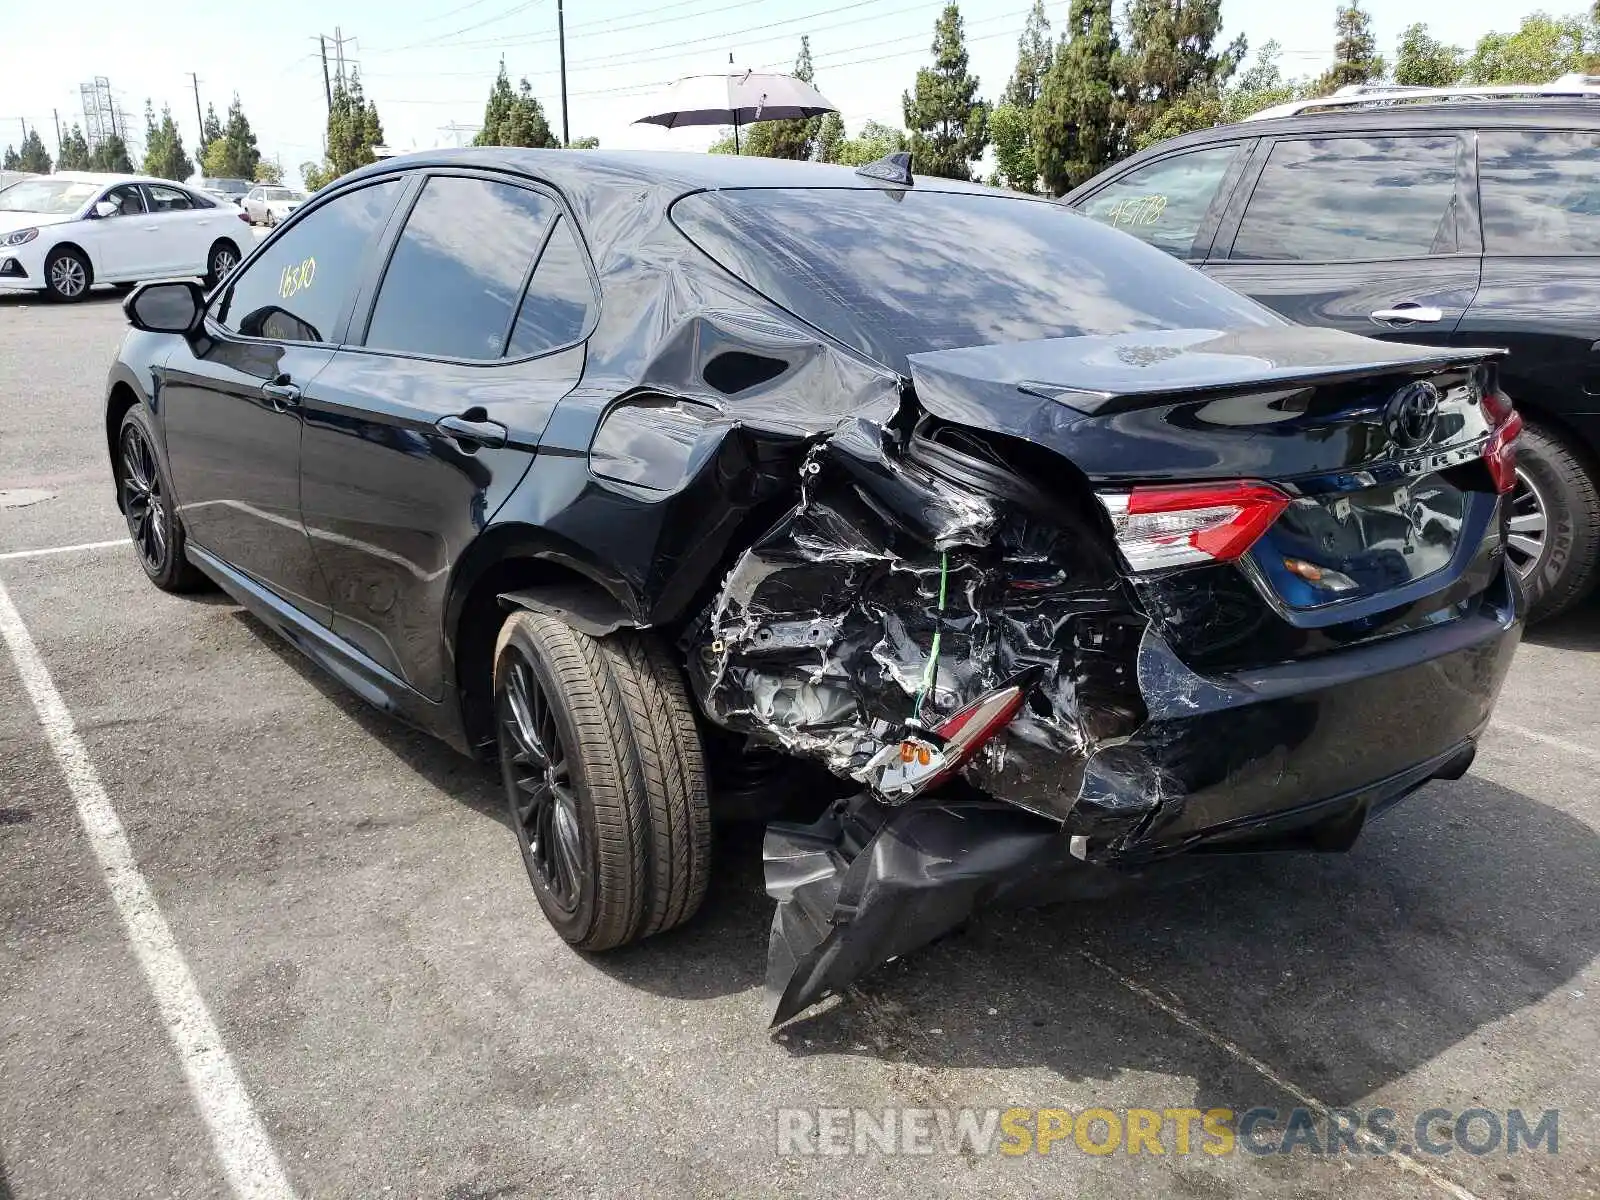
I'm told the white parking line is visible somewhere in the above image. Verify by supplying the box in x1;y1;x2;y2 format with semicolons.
0;538;128;562
1076;949;1483;1200
0;578;295;1200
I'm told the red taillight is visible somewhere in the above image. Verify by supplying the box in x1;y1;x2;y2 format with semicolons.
237;210;251;223
1482;391;1522;494
866;681;1028;799
1097;481;1290;572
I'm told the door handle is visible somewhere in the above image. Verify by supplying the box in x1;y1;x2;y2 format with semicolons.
436;412;508;449
261;378;302;408
1370;304;1444;324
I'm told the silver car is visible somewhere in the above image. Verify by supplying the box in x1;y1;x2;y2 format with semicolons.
241;185;306;227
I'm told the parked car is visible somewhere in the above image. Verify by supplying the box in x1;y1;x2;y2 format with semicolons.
0;172;249;301
1067;79;1600;621
105;150;1523;1023
241;184;305;227
197;177;252;206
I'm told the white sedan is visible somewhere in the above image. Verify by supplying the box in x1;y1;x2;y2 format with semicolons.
241;185;306;227
0;171;252;302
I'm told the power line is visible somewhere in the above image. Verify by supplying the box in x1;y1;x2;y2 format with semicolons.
374;0;545;56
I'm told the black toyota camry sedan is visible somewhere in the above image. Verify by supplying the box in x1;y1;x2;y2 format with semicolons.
105;149;1523;1023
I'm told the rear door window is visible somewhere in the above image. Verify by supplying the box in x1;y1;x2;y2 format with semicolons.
1077;145;1240;259
363;175;557;360
1230;136;1460;261
146;183;195;212
1478;130;1600;254
506;217;598;357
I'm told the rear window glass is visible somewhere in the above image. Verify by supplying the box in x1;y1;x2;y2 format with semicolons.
1230;136;1460;262
1479;130;1600;254
671;187;1277;366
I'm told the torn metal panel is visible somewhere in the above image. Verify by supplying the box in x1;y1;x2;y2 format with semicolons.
687;417;1148;819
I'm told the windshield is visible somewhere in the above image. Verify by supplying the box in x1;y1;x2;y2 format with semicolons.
0;179;99;215
672;187;1279;366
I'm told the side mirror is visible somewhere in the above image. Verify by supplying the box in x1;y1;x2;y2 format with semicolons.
124;280;205;335
93;200;118;219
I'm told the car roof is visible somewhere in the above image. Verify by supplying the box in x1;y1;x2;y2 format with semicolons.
341;146;1002;198
50;170;186;188
1122;99;1600;158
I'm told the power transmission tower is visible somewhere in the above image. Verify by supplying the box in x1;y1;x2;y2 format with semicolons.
79;77;116;150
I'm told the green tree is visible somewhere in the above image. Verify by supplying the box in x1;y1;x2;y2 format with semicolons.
814;111;845;162
17;129;52;174
1135;38;1313;147
1394;23;1465;87
1;147;17;171
254;160;283;183
903;2;990;180
89;134;133;173
1120;0;1244;147
1033;0;1121;194
474;60;558;148
310;70;387;183
141;102;194;181
58;124;91;170
565;135;600;149
1314;2;1386;93
1463;12;1595;83
833;120;909;166
988;2;1053;191
201;94;260;178
198;102;223;165
743;36;823;160
989;104;1035;190
1002;0;1053;108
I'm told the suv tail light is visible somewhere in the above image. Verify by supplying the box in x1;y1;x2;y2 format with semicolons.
1097;481;1290;573
1481;390;1523;494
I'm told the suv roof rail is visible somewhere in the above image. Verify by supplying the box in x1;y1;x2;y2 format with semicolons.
1245;74;1600;121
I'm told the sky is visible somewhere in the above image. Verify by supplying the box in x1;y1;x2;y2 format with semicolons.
0;0;1569;182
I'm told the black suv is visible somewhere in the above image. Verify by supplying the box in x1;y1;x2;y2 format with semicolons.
1067;95;1600;620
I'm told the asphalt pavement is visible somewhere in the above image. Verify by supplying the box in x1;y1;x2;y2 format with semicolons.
1;291;1597;1199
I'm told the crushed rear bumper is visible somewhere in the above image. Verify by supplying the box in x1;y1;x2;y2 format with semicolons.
764;570;1521;1025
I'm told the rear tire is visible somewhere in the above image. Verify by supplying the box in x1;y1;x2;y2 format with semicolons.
494;613;710;950
206;239;241;288
1509;421;1600;622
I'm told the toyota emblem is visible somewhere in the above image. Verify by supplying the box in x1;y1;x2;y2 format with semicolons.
1385;381;1442;449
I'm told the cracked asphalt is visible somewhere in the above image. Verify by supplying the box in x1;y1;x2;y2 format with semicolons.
1;291;1597;1199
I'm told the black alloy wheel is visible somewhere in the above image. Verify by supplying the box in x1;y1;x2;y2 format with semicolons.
116;407;206;593
499;651;586;919
120;420;170;576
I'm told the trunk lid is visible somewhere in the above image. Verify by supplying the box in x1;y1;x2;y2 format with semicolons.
905;326;1514;665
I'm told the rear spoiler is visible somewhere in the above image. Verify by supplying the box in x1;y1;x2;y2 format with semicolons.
907;325;1507;418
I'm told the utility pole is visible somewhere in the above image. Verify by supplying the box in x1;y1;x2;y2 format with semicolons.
52;109;62;157
557;0;569;147
319;35;333;109
188;73;204;148
18;118;25;146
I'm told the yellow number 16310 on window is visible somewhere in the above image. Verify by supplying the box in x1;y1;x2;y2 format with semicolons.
278;257;316;301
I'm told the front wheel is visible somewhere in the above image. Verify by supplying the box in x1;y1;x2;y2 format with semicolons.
117;406;207;592
44;247;91;302
1506;421;1600;622
493;612;711;950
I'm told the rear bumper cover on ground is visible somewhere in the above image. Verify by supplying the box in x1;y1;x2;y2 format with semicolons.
764;570;1522;1025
